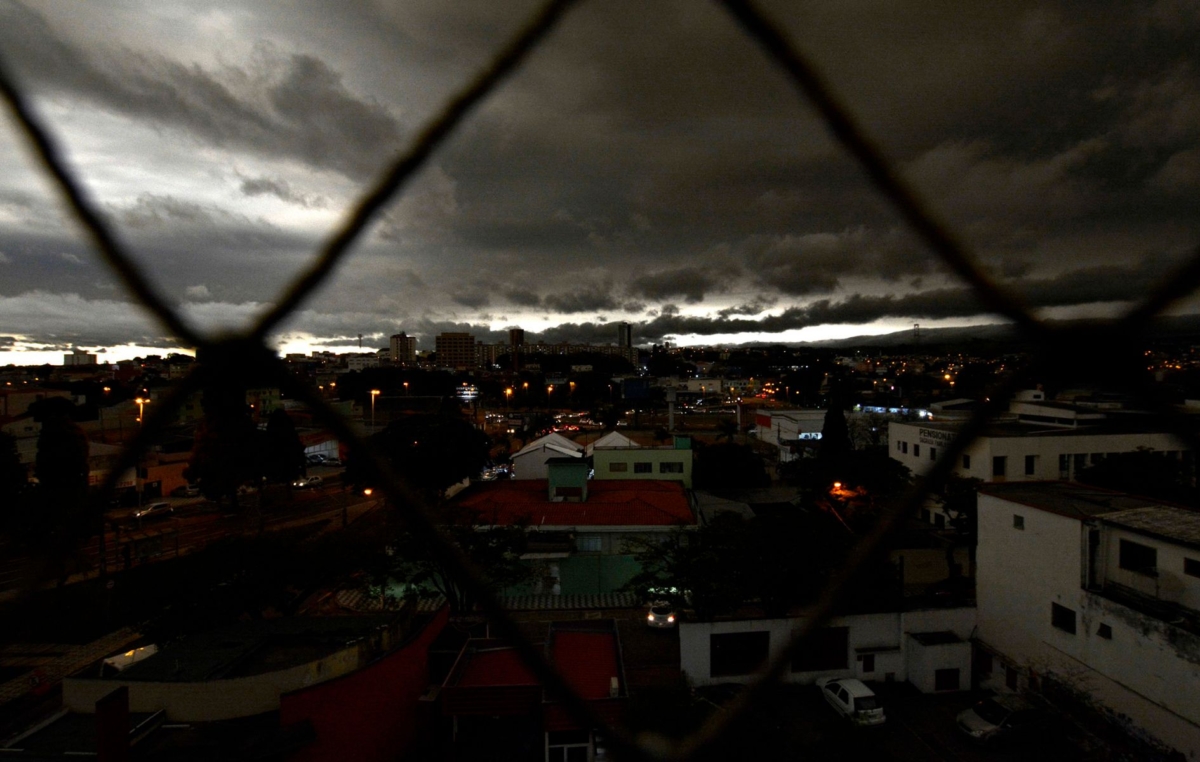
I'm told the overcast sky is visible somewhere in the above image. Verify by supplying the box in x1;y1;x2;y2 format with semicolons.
1;0;1197;362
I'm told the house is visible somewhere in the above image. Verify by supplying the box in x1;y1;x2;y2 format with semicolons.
510;432;584;480
589;431;694;488
976;482;1200;757
440;619;627;761
454;463;695;595
889;391;1188;480
679;607;974;692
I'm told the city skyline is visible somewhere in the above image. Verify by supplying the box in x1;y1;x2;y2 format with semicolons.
1;1;1197;365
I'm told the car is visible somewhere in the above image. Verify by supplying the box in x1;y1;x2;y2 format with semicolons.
956;694;1046;744
170;484;200;497
305;454;326;465
816;678;886;726
646;601;677;628
292;476;323;489
133;502;174;521
322;456;342;467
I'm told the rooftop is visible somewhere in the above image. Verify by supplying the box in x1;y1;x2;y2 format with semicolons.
1099;506;1200;550
981;482;1175;521
456;479;694;528
901;418;1180;439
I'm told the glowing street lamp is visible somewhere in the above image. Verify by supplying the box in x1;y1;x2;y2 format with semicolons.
134;397;148;424
504;387;513;409
370;389;381;429
403;381;410;396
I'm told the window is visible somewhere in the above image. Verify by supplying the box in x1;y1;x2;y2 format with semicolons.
1024;454;1037;476
962;454;971;469
608;462;628;472
930;447;937;461
901;441;908;454
711;632;769;677
1059;453;1069;475
976;653;993;675
1013;515;1025;530
576;535;602;553
935;668;960;691
1119;539;1157;575
1097;623;1113;640
659;461;684;474
791;627;849;672
633;462;652;474
1006;667;1019;690
1051;603;1077;634
860;654;875;673
1185;558;1200;578
992;456;1007;477
1074;453;1087;473
913;444;920;457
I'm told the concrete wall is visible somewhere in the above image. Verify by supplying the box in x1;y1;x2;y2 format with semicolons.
679;608;975;690
1102;527;1200;611
592;448;692;488
64;643;366;721
977;493;1200;757
905;637;971;693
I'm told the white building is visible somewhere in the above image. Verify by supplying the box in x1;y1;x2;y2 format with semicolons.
679;608;975;692
976;482;1200;757
753;409;826;463
509;432;583;480
889;391;1189;481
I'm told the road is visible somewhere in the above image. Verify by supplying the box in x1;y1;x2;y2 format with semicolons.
0;474;380;597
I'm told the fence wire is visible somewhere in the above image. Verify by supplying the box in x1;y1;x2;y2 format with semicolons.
1;0;1197;759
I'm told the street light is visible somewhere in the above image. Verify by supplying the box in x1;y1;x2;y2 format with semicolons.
134;397;148;424
370;389;380;429
504;387;513;409
403;381;409;396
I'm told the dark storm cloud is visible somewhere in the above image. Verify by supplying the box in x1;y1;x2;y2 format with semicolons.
541;282;622;314
0;3;402;180
630;266;732;304
2;0;1200;352
239;176;326;208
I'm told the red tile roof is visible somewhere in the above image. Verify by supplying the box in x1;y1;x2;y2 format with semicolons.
455;479;694;527
551;631;619;700
456;648;538;687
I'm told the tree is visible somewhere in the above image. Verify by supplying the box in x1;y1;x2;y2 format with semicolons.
185;386;261;509
345;414;490;497
30;397;94;583
262;408;305;485
715;418;738;443
1077;448;1196;503
385;505;534;613
815;382;852;486
692;442;771;489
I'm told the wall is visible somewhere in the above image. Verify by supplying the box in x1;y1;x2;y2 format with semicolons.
1103;527;1200;611
280;608;448;762
905;637;971;693
977;493;1200;757
679;609;976;689
592;448;693;488
890;422;1187;483
64;643;365;721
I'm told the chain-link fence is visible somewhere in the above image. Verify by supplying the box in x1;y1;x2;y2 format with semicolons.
2;1;1198;759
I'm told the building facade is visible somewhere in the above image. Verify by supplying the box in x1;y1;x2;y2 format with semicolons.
976;483;1200;757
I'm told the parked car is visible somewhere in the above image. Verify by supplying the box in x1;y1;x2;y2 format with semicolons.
305;454;326;465
956;694;1045;744
816;678;886;726
133;502;174;521
170;484;200;497
646;602;677;629
292;476;323;489
322;456;342;467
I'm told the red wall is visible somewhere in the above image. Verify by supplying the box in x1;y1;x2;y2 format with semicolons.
280;607;449;762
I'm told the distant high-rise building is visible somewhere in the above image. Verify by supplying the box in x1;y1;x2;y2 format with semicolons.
509;328;525;348
618;322;633;348
435;332;478;369
63;349;97;366
389;333;417;364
